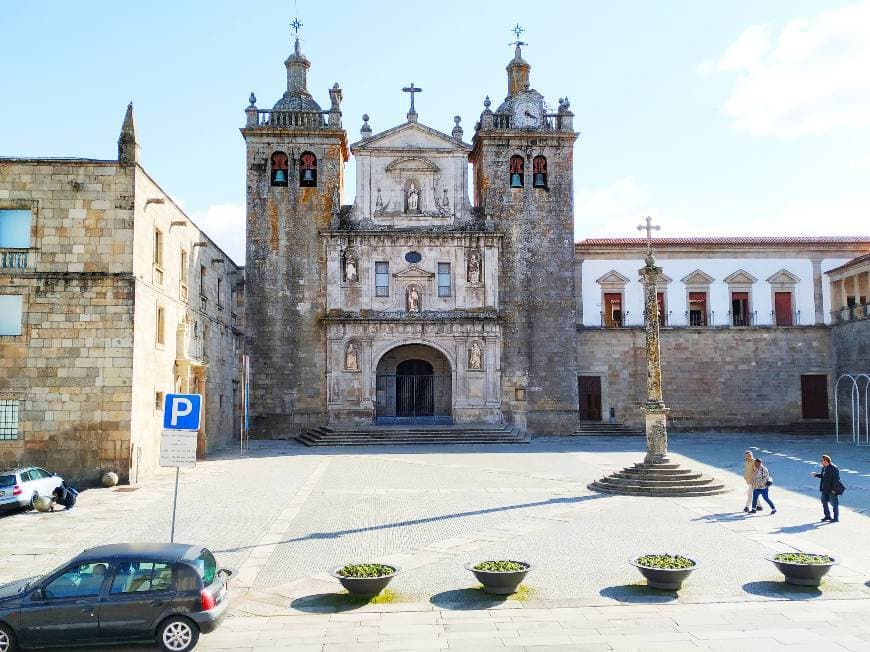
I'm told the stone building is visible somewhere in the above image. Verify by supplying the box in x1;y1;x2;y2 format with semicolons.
244;38;578;436
0;106;244;484
244;32;869;438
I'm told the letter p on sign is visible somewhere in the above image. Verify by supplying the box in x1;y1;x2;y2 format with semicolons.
163;394;202;431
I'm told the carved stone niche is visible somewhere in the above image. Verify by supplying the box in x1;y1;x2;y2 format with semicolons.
344;340;361;372
466;249;483;285
406;284;423;312
467;340;484;370
342;249;359;283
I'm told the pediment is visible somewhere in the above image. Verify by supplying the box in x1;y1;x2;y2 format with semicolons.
351;121;471;152
595;270;630;285
680;269;715;285
766;268;801;284
723;269;758;285
393;264;434;279
385;157;439;173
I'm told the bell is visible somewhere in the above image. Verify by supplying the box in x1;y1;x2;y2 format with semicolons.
274;169;286;184
302;169;314;183
510;173;523;188
533;172;546;188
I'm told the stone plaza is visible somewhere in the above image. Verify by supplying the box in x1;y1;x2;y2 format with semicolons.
2;433;869;650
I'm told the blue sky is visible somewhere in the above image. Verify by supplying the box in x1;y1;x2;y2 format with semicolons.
2;0;868;264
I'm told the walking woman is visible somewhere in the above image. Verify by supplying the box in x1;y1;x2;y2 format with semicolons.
743;450;757;513
751;457;777;514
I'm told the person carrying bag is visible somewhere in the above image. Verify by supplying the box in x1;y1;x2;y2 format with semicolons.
812;454;843;522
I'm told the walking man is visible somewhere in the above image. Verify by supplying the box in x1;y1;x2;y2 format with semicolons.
743;450;757;513
811;454;842;522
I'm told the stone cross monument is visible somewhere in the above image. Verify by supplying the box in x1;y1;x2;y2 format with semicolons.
637;217;669;463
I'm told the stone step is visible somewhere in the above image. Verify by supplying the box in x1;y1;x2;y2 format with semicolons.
611;471;705;482
573;423;645;436
780;421;835;436
298;426;530;447
599;476;716;488
587;481;728;497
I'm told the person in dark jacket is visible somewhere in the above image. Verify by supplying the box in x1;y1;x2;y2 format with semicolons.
50;482;77;511
811;454;841;522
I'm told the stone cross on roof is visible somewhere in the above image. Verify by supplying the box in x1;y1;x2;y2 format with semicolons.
402;83;423;122
637;216;661;254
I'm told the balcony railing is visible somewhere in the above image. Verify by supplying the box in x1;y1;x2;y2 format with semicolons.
191;335;208;362
251;109;328;128
600;310;630;328
832;304;870;324
728;311;756;327
771;310;800;327
686;310;715;327
0;249;28;269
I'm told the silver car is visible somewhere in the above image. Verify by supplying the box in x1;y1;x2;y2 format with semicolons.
0;467;64;512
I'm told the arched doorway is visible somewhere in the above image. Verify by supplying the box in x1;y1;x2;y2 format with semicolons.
375;344;452;424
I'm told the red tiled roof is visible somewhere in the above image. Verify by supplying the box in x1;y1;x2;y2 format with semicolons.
577;236;870;248
825;252;870;275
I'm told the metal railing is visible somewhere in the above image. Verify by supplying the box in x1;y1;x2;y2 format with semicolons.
728;310;756;327
686;310;715;327
832;304;870;324
191;335;208;362
252;109;328;128
771;310;801;327
600;310;630;328
0;249;28;269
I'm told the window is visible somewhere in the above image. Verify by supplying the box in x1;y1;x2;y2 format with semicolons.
156;307;165;345
0;295;23;336
0;400;18;440
155;391;164;411
270;151;289;186
509;155;524;188
437;263;451;297
0;209;31;248
217;278;223;308
179;250;189;301
153;229;163;267
532;155;547;188
176;564;201;592
731;291;750;326
689;292;708;326
657;292;667;327
44;562;111;599
299;152;317;187
375;262;389;297
193;549;218;586
110;561;173;594
200;265;207;297
603;293;622;327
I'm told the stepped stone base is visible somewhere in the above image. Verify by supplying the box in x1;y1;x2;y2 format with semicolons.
297;424;530;446
573;422;645;436
588;456;727;497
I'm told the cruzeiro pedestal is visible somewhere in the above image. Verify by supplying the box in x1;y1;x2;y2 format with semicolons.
589;219;726;497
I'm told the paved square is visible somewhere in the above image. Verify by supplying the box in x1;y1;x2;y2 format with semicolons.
2;433;869;650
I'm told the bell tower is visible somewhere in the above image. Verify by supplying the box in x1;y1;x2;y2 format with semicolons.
469;32;579;434
242;25;349;437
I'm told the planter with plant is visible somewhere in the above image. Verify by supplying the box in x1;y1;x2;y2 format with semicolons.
465;560;532;595
767;552;838;586
330;563;399;595
629;554;698;590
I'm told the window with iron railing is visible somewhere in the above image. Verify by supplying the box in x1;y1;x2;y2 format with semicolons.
0;399;19;440
0;209;32;269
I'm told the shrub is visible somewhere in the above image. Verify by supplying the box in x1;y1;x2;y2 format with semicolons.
473;561;527;572
773;553;834;565
635;554;695;569
336;564;396;578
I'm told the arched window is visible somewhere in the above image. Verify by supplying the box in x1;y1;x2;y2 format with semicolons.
533;155;547;188
270;151;288;186
300;151;317;187
509;155;524;188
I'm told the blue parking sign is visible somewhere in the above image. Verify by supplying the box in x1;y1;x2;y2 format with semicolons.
163;394;202;431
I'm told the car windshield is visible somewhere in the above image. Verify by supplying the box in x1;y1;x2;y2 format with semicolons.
0;475;15;487
193;549;217;586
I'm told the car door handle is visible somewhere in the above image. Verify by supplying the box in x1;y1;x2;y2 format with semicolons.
149;600;164;607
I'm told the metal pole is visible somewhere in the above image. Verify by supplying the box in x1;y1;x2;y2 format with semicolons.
170;467;180;543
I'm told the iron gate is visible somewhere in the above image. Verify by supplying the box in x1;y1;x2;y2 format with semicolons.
375;373;453;424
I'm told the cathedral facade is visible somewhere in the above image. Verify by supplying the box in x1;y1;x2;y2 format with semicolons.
243;38;579;436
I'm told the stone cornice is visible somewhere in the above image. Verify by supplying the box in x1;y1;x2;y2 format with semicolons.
322;309;499;323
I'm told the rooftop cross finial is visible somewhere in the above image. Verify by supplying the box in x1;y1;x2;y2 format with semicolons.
402;83;423;122
511;23;525;44
290;17;303;36
637;216;661;255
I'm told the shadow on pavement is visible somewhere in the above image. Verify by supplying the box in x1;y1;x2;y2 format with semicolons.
772;522;826;534
742;581;822;599
290;591;383;613
215;494;606;554
691;512;749;523
598;584;677;604
430;587;509;610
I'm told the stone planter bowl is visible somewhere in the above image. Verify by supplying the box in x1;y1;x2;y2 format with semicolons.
629;557;698;590
330;565;399;596
465;561;532;595
33;495;53;513
766;553;838;587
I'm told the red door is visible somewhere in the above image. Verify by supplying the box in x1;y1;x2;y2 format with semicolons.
774;292;793;326
603;293;622;327
578;376;602;421
801;375;829;419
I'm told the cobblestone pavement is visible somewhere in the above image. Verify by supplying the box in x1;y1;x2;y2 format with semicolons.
1;433;869;650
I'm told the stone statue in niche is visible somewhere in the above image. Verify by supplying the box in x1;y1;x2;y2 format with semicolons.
345;342;359;370
407;286;420;312
469;342;483;370
344;253;358;282
467;251;482;284
407;182;419;212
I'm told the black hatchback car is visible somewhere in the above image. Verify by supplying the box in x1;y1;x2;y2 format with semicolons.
0;543;232;652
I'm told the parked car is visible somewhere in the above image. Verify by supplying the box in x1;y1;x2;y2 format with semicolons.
0;543;233;652
0;468;63;512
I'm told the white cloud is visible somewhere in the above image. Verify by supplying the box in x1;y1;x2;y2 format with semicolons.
703;1;870;136
189;203;246;265
574;177;655;241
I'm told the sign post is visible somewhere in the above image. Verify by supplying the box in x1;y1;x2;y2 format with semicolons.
160;394;202;542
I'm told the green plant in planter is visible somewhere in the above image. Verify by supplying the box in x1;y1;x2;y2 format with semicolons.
635;554;696;569
473;560;526;572
773;553;834;565
336;563;396;578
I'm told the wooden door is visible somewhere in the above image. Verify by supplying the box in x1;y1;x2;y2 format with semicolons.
774;292;793;326
801;375;829;419
578;376;602;421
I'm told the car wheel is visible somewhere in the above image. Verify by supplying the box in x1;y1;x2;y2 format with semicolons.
28;493;38;510
0;623;18;652
157;616;200;652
